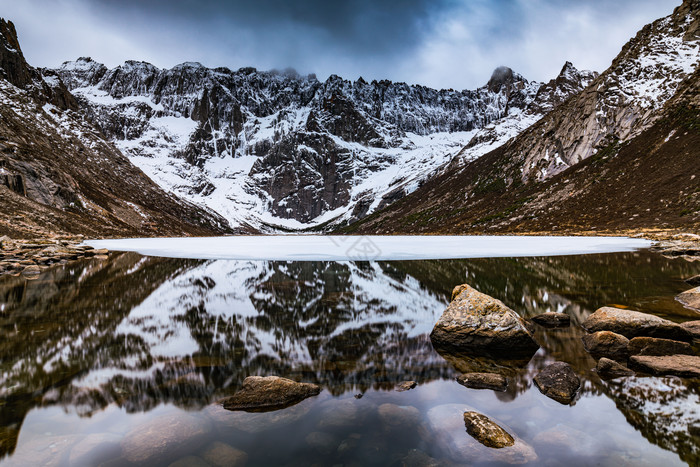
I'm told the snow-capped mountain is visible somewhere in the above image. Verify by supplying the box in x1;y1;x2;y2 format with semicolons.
0;19;231;238
54;58;595;231
349;0;700;235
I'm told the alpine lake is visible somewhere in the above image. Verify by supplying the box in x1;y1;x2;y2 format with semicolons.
1;237;699;466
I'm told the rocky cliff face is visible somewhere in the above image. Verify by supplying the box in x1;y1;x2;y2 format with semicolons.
346;0;700;234
0;19;233;238
55;54;593;229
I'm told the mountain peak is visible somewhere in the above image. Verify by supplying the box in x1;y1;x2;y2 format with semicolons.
0;18;32;88
486;66;527;93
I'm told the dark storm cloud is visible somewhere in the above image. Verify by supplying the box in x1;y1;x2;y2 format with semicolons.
0;0;682;89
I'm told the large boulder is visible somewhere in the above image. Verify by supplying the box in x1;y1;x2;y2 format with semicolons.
430;284;539;358
676;287;700;311
627;336;693;356
533;362;580;405
629;355;700;378
581;331;629;361
220;376;321;412
581;307;692;342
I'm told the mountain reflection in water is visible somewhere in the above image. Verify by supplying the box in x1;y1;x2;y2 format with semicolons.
0;251;698;465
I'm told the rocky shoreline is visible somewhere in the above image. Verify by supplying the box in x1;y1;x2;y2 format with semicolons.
0;235;109;277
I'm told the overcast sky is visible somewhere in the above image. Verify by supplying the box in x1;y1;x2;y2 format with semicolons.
1;0;681;89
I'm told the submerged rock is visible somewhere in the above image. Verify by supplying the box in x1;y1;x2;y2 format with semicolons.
378;403;422;431
426;404;537;464
220;376;321;412
627;336;693;356
532;424;597;458
681;320;700;339
685;274;700;287
201;441;248;467
430;284;539;358
582;307;692;341
456;372;508;391
676;287;700;311
463;411;514;448
531;312;570;328
533;362;580;404
400;449;441;467
581;331;629;361
595;357;635;379
305;431;338;454
629;355;700;378
120;413;211;464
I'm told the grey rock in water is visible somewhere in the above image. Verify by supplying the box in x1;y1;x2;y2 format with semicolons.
676;287;700;311
220;376;321;412
430;284;539;358
627;336;693;356
533;362;580;404
463;411;515;448
582;306;692;341
595;357;635;379
531;312;571;328
629;355;700;378
581;330;629;361
456;373;508;391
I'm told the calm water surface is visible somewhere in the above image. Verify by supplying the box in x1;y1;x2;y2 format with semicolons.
0;251;698;466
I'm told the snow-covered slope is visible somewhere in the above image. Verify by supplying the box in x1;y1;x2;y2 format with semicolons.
55;59;594;231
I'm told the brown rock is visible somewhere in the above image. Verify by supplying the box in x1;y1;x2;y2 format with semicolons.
595;357;635;379
430;284;539;358
676;287;700;311
581;306;692;341
681;320;700;339
463;411;514;448
395;380;417;392
221;376;321;412
533;362;580;404
426;404;537;464
627;336;693;356
581;331;629;361
629;355;700;378
685;274;700;286
201;441;248;467
531;312;570;328
456;373;508;391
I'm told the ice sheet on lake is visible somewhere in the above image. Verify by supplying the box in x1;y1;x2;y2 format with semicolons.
85;235;651;261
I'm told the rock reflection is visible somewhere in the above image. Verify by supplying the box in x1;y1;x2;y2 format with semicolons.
0;250;697;461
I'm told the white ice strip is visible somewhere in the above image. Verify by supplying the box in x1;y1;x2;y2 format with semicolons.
85;235;651;261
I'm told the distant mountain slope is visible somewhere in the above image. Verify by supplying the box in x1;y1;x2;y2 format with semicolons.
55;54;594;231
0;19;233;238
345;0;700;235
